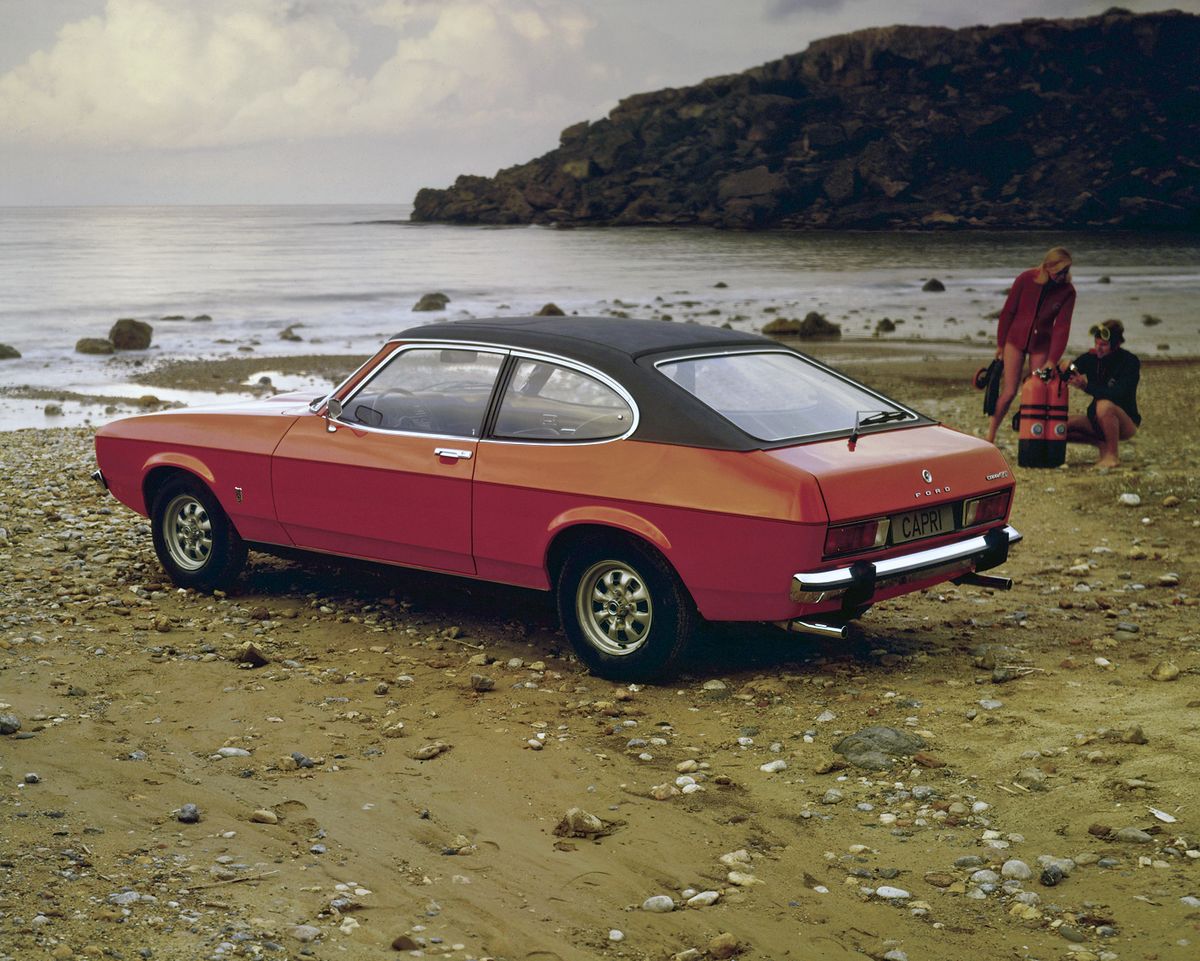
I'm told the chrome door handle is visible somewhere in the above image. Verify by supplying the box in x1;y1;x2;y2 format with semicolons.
434;447;473;460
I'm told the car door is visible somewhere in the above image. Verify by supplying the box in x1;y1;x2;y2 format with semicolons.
271;345;506;574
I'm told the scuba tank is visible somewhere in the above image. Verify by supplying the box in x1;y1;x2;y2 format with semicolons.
1017;366;1068;468
1044;368;1069;467
1017;368;1050;467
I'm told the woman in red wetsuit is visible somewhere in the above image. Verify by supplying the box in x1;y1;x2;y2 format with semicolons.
985;246;1076;445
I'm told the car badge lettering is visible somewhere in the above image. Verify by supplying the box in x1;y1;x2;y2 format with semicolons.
914;486;949;499
986;470;1010;481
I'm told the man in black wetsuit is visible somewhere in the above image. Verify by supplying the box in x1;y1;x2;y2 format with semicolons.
1064;319;1141;469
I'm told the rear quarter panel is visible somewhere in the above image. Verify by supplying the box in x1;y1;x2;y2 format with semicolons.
471;439;829;620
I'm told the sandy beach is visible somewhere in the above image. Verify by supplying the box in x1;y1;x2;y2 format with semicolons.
1;341;1198;961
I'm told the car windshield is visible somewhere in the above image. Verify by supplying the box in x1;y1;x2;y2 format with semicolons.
657;350;914;441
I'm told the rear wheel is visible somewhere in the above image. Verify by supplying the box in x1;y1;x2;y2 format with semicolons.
557;535;696;681
151;475;246;591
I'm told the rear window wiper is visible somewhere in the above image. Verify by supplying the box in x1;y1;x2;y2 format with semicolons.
849;409;913;450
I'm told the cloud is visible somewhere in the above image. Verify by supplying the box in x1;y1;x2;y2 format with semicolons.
0;0;597;150
765;0;847;19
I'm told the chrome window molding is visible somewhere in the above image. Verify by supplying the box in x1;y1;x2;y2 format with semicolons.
329;338;640;445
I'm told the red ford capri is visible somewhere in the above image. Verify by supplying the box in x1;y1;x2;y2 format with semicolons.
93;317;1019;680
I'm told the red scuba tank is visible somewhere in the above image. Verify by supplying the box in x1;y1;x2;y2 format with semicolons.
1017;369;1050;467
1044;368;1069;467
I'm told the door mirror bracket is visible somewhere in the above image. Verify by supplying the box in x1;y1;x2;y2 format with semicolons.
325;398;343;431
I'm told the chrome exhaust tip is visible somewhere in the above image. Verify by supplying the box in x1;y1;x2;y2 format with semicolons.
775;618;848;640
90;468;108;491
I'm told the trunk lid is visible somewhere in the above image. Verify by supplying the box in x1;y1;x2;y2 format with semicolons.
764;424;1012;523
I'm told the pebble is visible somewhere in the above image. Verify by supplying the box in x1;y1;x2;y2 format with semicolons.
726;870;764;887
708;933;740;959
554;808;606;838
178;804;201;824
608;930;624;942
1118;493;1141;506
1039;864;1064;886
874;886;910;899
1149;661;1180;681
1001;859;1032;880
22;772;40;784
216;746;251;758
249;809;279;824
687;890;721;907
642;894;675;912
760;759;787;773
409;741;450;760
291;925;321;943
821;789;844;804
1115;827;1154;843
0;713;21;735
470;674;495;691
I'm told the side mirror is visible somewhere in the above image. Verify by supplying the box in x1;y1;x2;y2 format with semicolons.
325;397;343;431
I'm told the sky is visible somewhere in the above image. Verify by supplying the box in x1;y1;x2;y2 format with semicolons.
0;0;1195;206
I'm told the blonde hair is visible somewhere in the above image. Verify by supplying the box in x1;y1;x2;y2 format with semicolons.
1036;246;1073;284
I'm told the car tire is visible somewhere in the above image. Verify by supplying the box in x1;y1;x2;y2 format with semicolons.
557;535;696;682
151;475;247;591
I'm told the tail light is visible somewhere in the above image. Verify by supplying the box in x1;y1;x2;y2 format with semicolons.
963;491;1010;527
824;518;889;557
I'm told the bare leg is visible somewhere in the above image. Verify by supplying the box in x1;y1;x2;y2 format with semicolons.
986;343;1028;444
1065;413;1101;447
1092;399;1138;468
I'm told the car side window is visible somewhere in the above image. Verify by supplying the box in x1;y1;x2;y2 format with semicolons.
493;360;633;441
343;348;504;436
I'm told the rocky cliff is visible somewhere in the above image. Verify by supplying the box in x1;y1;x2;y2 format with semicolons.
412;9;1200;230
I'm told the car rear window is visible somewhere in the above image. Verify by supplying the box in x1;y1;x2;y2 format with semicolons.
656;351;913;441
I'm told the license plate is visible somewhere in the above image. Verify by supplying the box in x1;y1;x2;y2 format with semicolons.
891;504;954;545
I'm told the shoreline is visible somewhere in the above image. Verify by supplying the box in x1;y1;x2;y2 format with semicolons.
3;337;1195;436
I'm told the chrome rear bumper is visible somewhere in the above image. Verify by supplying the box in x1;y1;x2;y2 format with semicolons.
791;525;1020;605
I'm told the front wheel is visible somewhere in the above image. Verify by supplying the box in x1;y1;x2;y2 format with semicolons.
151;475;247;591
557;536;696;682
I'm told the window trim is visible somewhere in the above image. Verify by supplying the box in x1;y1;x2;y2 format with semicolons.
329;339;641;445
485;348;640;446
332;342;510;439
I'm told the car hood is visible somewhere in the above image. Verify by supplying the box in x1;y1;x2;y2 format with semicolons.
763;424;1013;522
152;392;319;418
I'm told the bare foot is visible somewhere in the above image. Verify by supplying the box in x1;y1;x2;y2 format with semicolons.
1094;457;1120;470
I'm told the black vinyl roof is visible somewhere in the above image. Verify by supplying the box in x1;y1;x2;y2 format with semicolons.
395;316;777;450
397;315;768;362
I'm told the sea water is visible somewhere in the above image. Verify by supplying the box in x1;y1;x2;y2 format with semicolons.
1;204;1197;430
